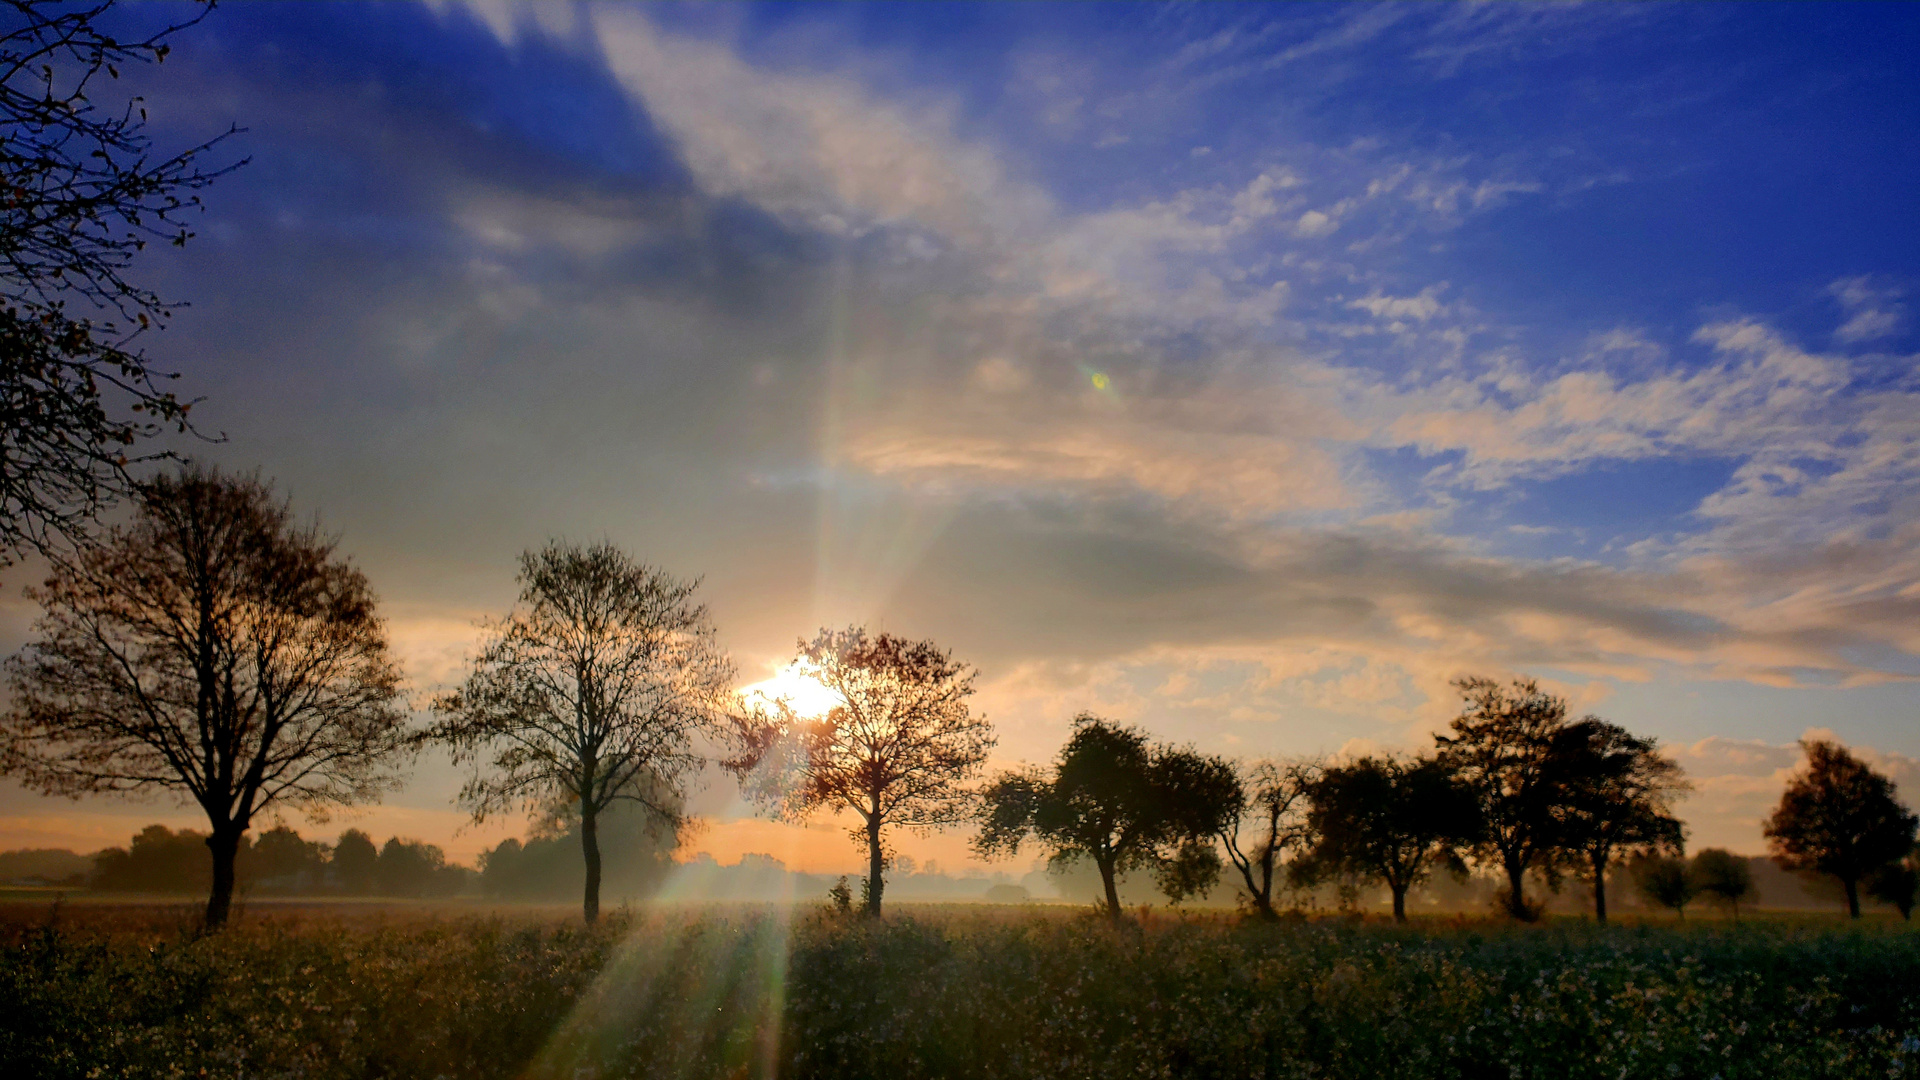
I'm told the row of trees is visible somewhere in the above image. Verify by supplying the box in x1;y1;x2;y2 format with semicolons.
84;823;466;898
3;467;1915;926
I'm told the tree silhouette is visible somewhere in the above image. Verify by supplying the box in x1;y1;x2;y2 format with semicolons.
1764;738;1917;918
0;467;409;926
1216;758;1318;919
331;828;377;895
1690;848;1756;919
1868;845;1920;920
976;715;1234;920
1434;676;1572;920
1550;718;1688;924
0;1;243;563
1631;853;1697;919
1299;754;1480;922
737;627;992;917
431;542;734;923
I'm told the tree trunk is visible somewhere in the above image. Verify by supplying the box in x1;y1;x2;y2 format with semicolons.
1098;854;1122;921
1504;854;1530;920
581;807;602;924
1390;883;1407;922
1843;875;1861;919
864;816;885;918
1591;851;1609;925
204;826;243;929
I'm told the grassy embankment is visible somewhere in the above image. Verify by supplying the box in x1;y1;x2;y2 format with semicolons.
2;901;1916;1079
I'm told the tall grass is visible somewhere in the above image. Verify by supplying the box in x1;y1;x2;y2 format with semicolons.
3;905;1916;1079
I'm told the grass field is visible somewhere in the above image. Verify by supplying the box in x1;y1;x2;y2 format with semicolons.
3;900;1916;1079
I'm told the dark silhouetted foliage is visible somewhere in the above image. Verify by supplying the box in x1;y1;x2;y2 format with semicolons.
976;714;1234;919
1691;847;1757;918
0;468;411;926
477;800;675;903
1299;754;1480;922
1632;853;1698;919
1764;739;1918;918
332;828;378;896
431;541;735;923
1868;846;1919;920
0;0;243;563
1435;676;1573;920
1216;758;1318;919
1551;717;1689;923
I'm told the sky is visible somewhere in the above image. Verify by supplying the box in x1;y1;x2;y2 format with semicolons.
3;0;1920;874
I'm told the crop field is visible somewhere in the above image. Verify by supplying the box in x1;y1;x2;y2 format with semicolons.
3;902;1917;1080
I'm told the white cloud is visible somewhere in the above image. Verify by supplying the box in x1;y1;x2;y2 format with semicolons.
1829;275;1904;343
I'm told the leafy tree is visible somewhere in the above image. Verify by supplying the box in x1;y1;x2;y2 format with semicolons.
739;628;993;917
1434;676;1573;920
1632;854;1697;919
1;468;411;926
476;799;678;903
331;828;378;895
1299;755;1480;922
1551;718;1689;923
1763;739;1918;918
247;824;327;893
1868;845;1920;920
0;0;243;563
374;837;467;898
1216;758;1318;919
89;823;214;893
975;715;1234;921
431;542;735;923
1690;848;1756;919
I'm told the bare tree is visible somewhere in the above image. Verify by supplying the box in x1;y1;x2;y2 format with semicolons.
0;467;408;926
1434;676;1572;921
0;1;243;562
1217;758;1318;919
1551;718;1688;924
430;542;735;923
1764;738;1918;918
740;627;993;917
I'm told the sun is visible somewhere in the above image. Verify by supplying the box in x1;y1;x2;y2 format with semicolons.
740;661;842;719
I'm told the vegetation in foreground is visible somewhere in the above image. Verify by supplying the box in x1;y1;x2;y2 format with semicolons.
4;905;1918;1080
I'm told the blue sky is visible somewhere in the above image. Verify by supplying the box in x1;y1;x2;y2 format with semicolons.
3;1;1919;868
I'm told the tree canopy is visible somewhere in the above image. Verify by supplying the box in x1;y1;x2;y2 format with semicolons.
1301;754;1480;922
0;468;409;925
976;715;1235;920
1550;718;1688;923
1764;738;1918;918
1435;676;1573;920
430;541;734;923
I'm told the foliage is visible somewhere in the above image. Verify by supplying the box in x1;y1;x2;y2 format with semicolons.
738;627;993;916
1765;739;1919;918
1868;846;1920;920
1551;718;1689;923
431;541;734;923
332;829;378;895
5;908;1920;1080
0;468;411;926
1692;848;1758;918
1633;854;1699;919
1434;677;1574;920
0;0;243;562
976;714;1234;919
478;800;676;903
1299;754;1480;922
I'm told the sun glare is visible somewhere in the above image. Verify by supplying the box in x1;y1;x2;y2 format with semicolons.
741;662;842;719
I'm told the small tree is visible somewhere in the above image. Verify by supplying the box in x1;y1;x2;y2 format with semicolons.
738;628;993;917
331;828;378;895
1632;854;1697;919
975;715;1234;921
431;542;735;923
1868;846;1920;920
1690;848;1756;918
1217;758;1319;919
1552;718;1689;924
1299;754;1480;922
1763;739;1918;918
1;468;410;927
0;1;244;563
1434;676;1572;920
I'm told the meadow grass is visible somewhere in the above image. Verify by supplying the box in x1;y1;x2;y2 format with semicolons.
2;901;1916;1079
